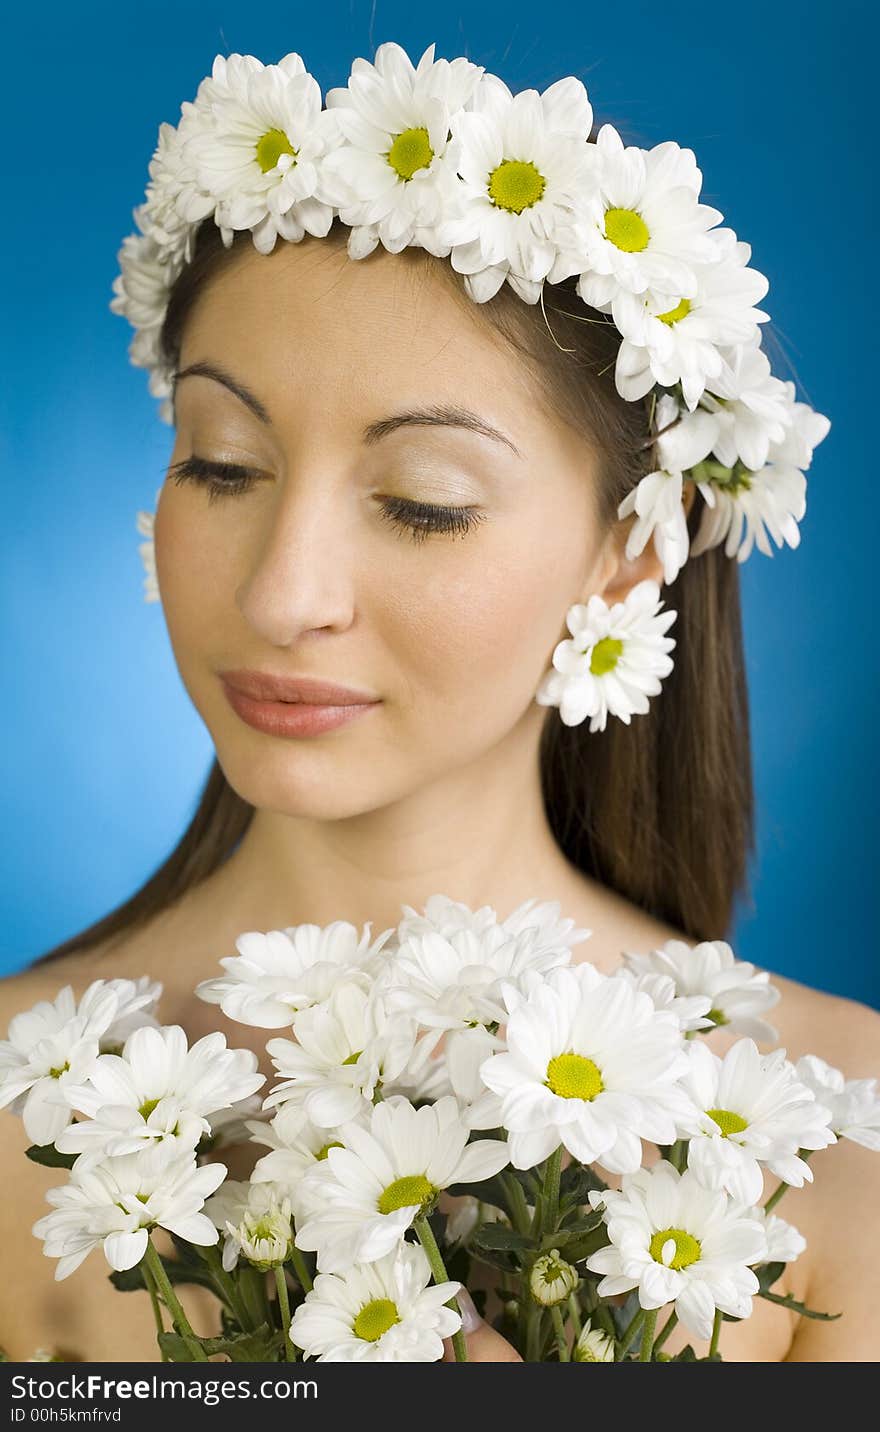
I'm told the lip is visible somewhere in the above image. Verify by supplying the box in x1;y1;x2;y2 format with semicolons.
219;669;381;740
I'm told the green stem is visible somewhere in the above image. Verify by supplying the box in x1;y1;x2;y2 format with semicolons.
639;1308;657;1362
202;1249;255;1331
615;1307;645;1361
551;1305;569;1361
143;1241;207;1362
651;1309;678;1353
567;1291;582;1339
274;1266;293;1361
541;1145;563;1237
708;1308;723;1359
414;1216;468;1363
239;1264;270;1329
140;1260;169;1361
503;1173;533;1236
288;1246;313;1294
525;1305;544;1363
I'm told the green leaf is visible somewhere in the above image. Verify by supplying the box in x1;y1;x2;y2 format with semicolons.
759;1289;842;1322
25;1143;78;1170
546;1211;604;1247
756;1261;786;1293
473;1223;533;1252
157;1332;195;1362
558;1164;608;1206
109;1260;216;1294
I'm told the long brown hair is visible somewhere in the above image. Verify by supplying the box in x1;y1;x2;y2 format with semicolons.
36;214;754;964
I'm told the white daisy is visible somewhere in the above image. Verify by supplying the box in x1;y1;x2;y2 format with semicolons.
100;977;163;1049
466;963;690;1173
794;1055;880;1151
263;981;418;1128
616;968;713;1034
535;578;676;732
135;503;160;604
381;921;575;1037
181;51;336;255
293;1095;510;1274
623;939;780;1043
730;1203;807;1266
250;1104;352;1222
54;1025;264;1162
32;1148;226;1281
320;42;482;259
586;1163;767;1340
616;396;721;584
680;1039;835;1203
288;1241;461;1362
701;343;795;471
439;71;596;302
574;1320;616;1362
549;126;723;310
195;919;392;1029
0;982;123;1146
204;1178;294;1271
689;457;807;563
396;893;590;955
764;389;831;472
612;230;770;410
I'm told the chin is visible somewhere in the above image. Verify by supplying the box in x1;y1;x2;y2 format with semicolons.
215;742;407;822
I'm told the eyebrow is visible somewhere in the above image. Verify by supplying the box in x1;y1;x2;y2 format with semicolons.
173;361;522;458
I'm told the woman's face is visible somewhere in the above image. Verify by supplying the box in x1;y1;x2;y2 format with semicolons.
155;236;618;819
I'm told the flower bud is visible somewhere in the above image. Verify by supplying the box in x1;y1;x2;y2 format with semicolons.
529;1249;578;1306
573;1321;615;1363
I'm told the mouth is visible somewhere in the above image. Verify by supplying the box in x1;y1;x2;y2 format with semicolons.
219;668;381;707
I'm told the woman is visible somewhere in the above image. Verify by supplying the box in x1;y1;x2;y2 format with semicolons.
1;46;877;1362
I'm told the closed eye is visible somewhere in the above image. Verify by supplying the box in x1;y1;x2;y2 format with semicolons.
167;456;487;541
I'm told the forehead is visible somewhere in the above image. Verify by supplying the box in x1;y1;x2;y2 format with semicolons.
177;237;541;427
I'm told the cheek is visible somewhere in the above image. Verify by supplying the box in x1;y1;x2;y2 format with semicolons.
382;510;597;716
153;496;231;672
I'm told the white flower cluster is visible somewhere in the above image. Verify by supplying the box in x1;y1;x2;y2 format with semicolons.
4;898;878;1360
112;42;829;580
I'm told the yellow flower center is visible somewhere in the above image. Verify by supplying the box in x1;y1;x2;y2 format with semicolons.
341;1051;362;1066
649;1227;702;1270
545;1052;604;1101
353;1297;401;1342
377;1174;437;1215
656;297;692;325
138;1098;160;1119
604;207;650;252
315;1141;343;1161
387;127;434;180
48;1063;69;1079
706;1007;729;1028
589;637;624;676
488;159;546;213
256;128;297;174
707;1107;749;1137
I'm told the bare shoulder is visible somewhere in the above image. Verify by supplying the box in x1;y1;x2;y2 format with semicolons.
759;965;880;1071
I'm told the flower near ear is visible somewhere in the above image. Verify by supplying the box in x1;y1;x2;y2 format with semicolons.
586;1163;767;1342
289;1241;462;1362
32;1148;227;1281
616;395;720;584
195;920;394;1029
535;578;677;733
622;938;780;1044
293;1095;510;1273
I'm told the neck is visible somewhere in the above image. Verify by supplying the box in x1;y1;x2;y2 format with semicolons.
170;715;602;964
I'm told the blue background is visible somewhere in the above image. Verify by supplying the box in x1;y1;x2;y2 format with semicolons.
2;1;876;1007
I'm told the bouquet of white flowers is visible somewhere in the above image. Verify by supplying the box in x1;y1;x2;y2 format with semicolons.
2;896;878;1363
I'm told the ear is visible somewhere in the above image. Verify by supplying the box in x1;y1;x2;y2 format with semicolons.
590;481;696;607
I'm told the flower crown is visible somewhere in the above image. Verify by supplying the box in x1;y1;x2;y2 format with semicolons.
112;41;830;584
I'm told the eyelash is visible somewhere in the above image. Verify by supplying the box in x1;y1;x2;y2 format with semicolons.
166;455;487;544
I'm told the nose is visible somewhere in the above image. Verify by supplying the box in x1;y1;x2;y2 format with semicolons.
234;473;357;647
